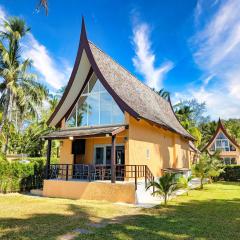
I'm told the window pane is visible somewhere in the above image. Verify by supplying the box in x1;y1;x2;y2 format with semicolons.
100;92;112;125
89;75;99;93
88;93;99;126
77;97;88;126
95;147;104;164
66;106;77;127
106;146;111;165
112;101;124;124
231;158;236;164
217;132;226;139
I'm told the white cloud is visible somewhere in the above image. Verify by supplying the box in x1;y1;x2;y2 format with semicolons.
132;22;173;90
181;0;240;119
0;5;70;90
22;33;70;89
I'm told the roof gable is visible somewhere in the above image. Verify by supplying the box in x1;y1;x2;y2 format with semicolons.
203;119;240;151
48;18;193;140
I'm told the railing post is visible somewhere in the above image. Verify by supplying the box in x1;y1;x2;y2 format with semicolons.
66;165;69;181
135;165;137;190
145;166;147;188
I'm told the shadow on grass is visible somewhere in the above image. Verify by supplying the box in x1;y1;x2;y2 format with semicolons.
0;204;92;240
82;198;240;240
0;196;240;240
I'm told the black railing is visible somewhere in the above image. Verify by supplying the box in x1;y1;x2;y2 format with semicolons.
46;164;154;190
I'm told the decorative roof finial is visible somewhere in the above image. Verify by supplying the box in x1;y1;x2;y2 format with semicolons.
80;16;88;42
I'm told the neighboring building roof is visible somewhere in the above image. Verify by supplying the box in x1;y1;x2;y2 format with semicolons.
42;124;127;140
189;141;200;153
202;119;240;151
47;18;194;140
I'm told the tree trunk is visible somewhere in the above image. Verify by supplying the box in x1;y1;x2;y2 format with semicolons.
1;89;13;154
164;194;167;205
200;177;204;189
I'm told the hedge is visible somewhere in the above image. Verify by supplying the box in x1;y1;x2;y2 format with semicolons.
219;165;240;182
0;157;59;193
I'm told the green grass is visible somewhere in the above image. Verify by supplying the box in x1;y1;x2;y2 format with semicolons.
0;182;239;240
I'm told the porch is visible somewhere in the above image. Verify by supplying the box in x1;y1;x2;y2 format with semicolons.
45;163;154;191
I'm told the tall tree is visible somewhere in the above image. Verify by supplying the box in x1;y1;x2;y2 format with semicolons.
37;0;48;15
0;17;47;153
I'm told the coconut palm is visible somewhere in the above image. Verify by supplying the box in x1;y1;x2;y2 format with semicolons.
0;17;48;152
147;173;181;205
158;88;170;101
37;0;48;15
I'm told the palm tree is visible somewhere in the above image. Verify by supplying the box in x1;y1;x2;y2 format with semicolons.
192;152;223;189
152;88;170;101
147;173;181;205
37;0;48;15
158;88;170;101
0;17;48;153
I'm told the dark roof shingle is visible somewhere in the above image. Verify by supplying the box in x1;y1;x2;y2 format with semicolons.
89;42;193;139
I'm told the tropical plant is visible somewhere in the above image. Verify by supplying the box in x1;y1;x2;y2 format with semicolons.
192;152;223;189
178;175;192;195
0;17;48;153
147;173;181;205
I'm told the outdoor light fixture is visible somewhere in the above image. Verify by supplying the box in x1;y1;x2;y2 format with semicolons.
69;136;74;140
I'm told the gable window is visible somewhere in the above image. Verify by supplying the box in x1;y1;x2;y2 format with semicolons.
210;132;237;152
214;132;230;151
66;73;124;127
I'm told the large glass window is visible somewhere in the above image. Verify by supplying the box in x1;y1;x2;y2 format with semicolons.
215;132;230;151
66;73;124;127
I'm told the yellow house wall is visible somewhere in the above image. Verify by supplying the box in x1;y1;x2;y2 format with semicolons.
59;131;128;165
59;139;74;164
127;115;190;177
43;180;135;204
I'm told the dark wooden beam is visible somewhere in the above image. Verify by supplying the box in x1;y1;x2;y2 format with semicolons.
46;139;52;179
111;135;116;183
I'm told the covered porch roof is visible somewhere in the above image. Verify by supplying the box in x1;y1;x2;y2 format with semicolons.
42;124;128;140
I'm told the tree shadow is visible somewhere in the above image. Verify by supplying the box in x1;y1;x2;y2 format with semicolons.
80;198;240;240
0;195;239;240
0;203;93;240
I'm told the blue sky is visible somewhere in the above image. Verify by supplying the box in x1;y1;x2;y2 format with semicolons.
0;0;240;120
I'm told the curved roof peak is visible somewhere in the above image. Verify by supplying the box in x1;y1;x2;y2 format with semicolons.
202;118;240;151
47;20;194;140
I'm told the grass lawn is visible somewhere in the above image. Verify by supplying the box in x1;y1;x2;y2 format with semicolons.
0;182;239;240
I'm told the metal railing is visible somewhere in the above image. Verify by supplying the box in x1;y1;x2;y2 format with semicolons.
46;164;154;191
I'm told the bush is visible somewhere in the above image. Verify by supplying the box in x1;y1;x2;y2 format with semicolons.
219;165;240;182
0;157;53;193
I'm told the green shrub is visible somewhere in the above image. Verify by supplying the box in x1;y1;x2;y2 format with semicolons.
0;157;51;193
219;165;240;182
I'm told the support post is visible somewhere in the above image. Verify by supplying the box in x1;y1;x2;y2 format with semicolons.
46;139;52;179
111;135;116;183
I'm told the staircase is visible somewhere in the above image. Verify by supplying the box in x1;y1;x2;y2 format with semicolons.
135;180;163;207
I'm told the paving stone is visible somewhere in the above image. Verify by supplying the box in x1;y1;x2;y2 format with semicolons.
87;222;107;228
73;228;93;234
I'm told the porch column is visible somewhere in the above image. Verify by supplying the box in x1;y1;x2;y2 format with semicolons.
111;135;116;183
46;139;52;179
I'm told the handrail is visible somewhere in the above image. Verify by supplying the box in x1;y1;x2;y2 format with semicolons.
46;164;154;191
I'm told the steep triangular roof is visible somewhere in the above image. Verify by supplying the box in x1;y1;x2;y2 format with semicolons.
48;18;193;140
202;119;240;151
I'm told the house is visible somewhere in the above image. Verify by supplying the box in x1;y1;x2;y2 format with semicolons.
203;119;240;165
42;19;196;204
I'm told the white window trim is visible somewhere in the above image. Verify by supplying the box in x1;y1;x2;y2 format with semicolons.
93;144;124;165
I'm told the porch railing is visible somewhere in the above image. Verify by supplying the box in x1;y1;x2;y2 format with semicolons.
45;164;154;191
